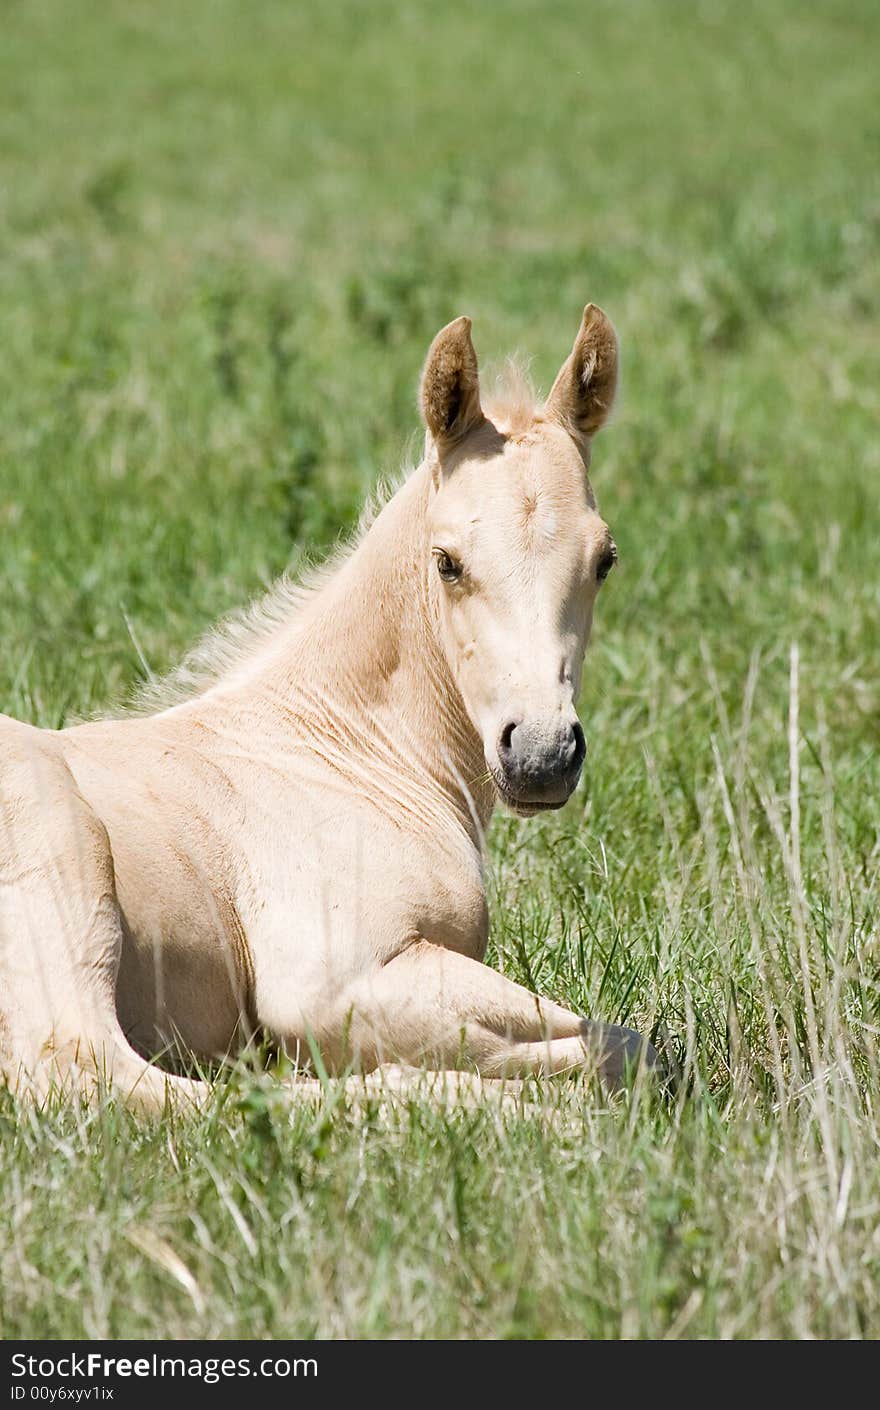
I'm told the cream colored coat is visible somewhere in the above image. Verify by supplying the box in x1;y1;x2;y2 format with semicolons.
0;306;655;1109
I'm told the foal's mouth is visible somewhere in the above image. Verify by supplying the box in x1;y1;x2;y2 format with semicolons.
487;764;575;817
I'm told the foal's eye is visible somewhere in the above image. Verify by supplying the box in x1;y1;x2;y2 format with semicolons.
596;541;618;583
435;551;463;583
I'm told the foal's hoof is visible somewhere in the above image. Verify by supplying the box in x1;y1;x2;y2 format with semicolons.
582;1021;660;1092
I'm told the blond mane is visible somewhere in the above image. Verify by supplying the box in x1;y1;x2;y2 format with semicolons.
131;362;540;715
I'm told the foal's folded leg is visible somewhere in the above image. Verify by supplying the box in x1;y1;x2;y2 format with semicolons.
332;939;657;1090
0;735;213;1116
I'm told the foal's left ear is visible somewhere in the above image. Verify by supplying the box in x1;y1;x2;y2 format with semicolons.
420;316;484;450
544;304;619;440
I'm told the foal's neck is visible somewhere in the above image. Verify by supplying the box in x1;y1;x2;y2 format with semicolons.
244;464;493;836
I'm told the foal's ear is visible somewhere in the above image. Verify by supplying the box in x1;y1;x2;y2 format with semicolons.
544;304;619;440
420;316;484;448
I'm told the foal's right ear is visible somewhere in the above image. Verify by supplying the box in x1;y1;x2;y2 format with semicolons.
420;316;484;451
544;303;619;441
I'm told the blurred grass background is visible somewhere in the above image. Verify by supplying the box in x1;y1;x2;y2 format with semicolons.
0;0;878;1339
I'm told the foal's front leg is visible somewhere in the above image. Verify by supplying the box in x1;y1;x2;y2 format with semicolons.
332;940;656;1089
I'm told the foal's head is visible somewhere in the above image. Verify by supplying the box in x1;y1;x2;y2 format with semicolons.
421;306;619;816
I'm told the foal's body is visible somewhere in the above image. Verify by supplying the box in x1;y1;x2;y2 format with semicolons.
0;306;653;1107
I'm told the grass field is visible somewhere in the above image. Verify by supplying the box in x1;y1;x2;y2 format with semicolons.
1;0;879;1339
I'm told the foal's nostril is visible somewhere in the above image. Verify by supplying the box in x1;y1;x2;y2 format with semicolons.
569;721;586;771
498;720;518;762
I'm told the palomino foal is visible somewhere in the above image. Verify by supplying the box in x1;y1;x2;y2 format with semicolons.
0;304;655;1109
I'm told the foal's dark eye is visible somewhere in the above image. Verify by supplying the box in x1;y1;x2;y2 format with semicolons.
435;551;463;583
597;541;618;582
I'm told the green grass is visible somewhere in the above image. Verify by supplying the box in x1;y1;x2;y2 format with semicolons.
1;0;879;1339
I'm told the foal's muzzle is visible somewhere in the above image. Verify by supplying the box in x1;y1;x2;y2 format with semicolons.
493;716;586;812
